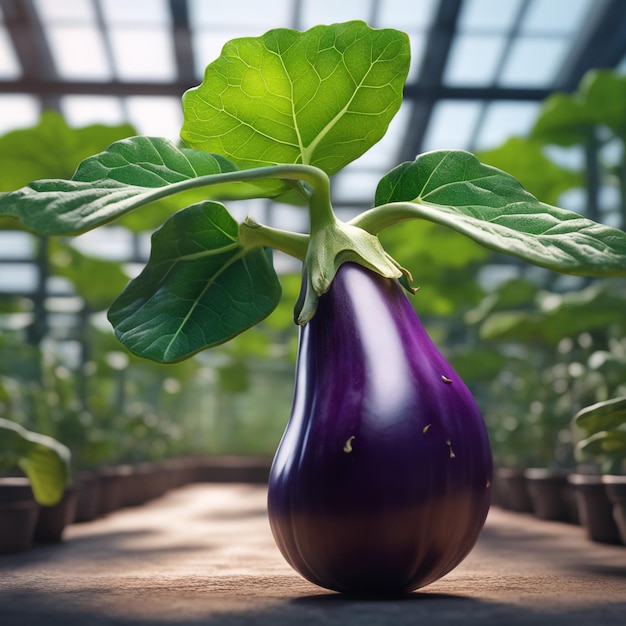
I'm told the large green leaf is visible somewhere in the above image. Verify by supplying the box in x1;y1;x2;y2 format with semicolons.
0;137;238;235
107;201;282;363
575;396;626;435
368;150;626;277
0;418;71;506
181;21;409;178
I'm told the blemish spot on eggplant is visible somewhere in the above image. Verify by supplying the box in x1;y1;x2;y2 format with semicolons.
441;374;453;384
446;439;456;459
486;479;491;488
343;436;355;453
422;424;432;434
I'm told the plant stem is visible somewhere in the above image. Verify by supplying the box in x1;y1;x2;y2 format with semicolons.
239;218;309;260
349;202;417;234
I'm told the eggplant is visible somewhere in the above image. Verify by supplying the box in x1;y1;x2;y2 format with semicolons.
268;262;492;594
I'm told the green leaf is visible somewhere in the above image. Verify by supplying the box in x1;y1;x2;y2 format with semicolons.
479;283;626;343
477;137;582;206
369;150;626;277
107;201;282;363
464;278;539;326
379;220;488;315
49;240;130;311
0;110;135;192
530;92;596;146
0;136;238;235
581;69;626;140
576;429;626;462
575;396;626;435
181;21;410;178
0;417;71;506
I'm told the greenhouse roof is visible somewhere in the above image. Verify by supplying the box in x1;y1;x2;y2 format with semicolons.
1;0;625;164
0;0;626;315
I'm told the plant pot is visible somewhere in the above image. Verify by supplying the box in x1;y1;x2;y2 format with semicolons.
602;475;626;545
524;468;575;522
495;467;532;512
568;473;621;544
0;477;40;554
122;463;167;507
98;465;133;516
33;484;78;543
195;455;272;484
73;472;103;523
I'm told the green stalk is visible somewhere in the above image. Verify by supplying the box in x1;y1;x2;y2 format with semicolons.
348;202;417;234
239;218;309;260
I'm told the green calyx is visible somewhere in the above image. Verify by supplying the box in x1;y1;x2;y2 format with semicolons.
236;163;411;326
295;216;411;325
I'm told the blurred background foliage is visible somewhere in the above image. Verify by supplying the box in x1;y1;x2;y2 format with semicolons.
1;69;626;475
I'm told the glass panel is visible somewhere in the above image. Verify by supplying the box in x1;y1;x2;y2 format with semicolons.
192;29;261;79
473;101;540;150
459;0;523;31
0;232;35;259
34;0;96;22
522;0;594;35
299;0;374;30
421;100;484;152
72;227;135;260
0;263;38;293
0;95;40;135
61;95;125;126
109;27;176;82
376;0;438;31
189;0;293;28
332;169;382;204
444;34;507;85
270;204;308;234
406;33;427;84
45;24;112;80
349;101;413;169
498;37;570;87
99;0;170;25
0;26;20;79
124;96;182;140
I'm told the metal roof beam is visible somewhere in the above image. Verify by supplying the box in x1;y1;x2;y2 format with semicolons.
396;0;463;162
168;0;197;85
555;0;626;91
0;79;196;97
0;0;59;109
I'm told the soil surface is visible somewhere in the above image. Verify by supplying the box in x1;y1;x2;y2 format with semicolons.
1;483;625;625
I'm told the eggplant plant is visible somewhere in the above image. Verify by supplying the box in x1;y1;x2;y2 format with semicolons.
574;397;626;475
2;22;626;593
0;418;71;506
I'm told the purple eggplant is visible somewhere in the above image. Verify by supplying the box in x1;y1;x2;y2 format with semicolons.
268;262;492;594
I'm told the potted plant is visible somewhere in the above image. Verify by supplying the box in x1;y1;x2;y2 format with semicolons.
573;396;626;544
2;21;626;592
0;418;71;552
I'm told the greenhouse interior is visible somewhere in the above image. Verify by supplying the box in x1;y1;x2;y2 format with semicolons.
1;0;626;624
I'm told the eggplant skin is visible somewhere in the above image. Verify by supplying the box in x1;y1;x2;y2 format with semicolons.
268;263;493;594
